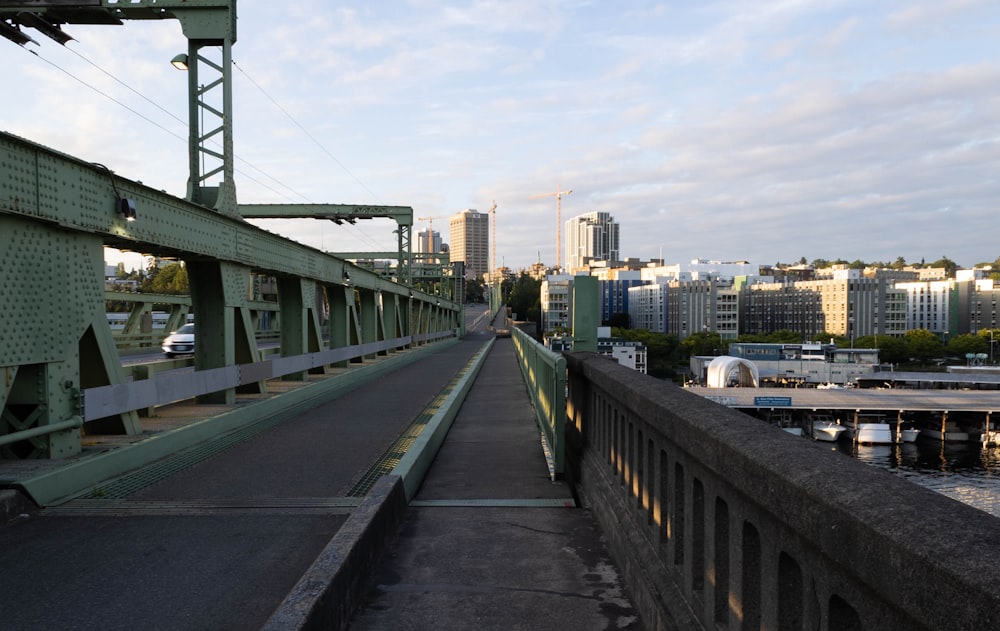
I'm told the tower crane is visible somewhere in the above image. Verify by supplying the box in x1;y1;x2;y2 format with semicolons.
417;216;441;230
530;185;572;271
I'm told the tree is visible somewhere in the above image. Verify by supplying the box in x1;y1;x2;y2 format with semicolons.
147;262;189;294
766;329;802;343
464;277;485;303
891;256;906;270
506;273;541;323
604;312;630;329
904;329;944;365
877;336;908;364
614;328;680;378
947;334;988;359
680;331;723;358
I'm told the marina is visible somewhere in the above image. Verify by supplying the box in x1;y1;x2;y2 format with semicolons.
688;383;1000;517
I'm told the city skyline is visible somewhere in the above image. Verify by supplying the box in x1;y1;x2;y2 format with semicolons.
4;2;999;272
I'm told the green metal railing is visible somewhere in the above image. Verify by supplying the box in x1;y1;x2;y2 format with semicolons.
511;326;565;476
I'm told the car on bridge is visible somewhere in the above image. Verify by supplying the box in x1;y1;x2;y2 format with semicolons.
161;323;194;357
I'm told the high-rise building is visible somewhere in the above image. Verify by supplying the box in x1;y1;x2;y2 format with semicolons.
448;209;489;279
564;211;619;272
416;228;442;256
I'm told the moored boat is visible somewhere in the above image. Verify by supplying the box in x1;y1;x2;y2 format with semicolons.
812;421;846;442
853;423;894;445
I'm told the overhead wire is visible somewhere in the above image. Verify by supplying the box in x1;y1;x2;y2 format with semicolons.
232;59;388;250
16;40;391;252
21;45;305;204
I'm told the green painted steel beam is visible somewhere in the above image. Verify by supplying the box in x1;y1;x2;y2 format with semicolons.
0;132;451;305
0;1;237;41
239;203;412;224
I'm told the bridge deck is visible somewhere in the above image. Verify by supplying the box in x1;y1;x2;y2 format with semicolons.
0;310;641;630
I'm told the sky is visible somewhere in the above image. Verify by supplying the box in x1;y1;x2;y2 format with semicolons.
4;1;999;272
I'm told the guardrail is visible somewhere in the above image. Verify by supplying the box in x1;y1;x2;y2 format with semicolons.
86;336;435;421
511;326;565;477
565;351;1000;630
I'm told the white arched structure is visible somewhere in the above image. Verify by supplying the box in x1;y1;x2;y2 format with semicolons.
706;356;760;388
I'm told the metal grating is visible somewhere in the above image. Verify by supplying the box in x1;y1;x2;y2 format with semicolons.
80;411;294;500
42;497;362;517
345;357;477;497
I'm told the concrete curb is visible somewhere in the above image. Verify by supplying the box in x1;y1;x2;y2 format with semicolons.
261;474;408;631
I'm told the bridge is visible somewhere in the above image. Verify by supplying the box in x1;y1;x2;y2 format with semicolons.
4;3;1000;629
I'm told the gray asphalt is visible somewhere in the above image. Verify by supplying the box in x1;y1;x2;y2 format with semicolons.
0;305;642;630
0;320;487;630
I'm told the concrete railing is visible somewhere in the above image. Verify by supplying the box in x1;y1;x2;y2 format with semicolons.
564;352;1000;630
511;326;565;476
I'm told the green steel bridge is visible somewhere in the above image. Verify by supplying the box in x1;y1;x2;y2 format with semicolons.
5;4;1000;630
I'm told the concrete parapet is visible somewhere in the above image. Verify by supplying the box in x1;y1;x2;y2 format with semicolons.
564;351;1000;630
262;474;408;631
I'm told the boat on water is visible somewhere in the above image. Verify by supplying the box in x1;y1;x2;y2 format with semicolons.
812;421;847;442
920;421;970;442
899;427;921;443
853;423;894;445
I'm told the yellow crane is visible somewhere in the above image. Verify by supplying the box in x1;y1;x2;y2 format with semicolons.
417;215;441;230
530;185;572;270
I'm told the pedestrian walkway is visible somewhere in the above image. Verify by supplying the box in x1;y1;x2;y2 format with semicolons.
348;338;643;630
0;339;486;631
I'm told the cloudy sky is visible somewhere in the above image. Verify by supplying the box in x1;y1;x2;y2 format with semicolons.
4;1;999;271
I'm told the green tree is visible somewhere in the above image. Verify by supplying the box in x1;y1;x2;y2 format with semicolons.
465;278;485;303
766;329;802;343
604;312;630;328
680;331;723;358
506;273;541;323
904;329;944;365
614;328;680;378
947;334;988;359
147;262;189;294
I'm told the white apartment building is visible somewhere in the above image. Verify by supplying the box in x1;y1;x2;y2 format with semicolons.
895;280;952;334
564;211;619;272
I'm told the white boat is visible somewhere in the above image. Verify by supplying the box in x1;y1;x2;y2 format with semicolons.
812;421;846;442
899;428;920;443
921;422;970;442
854;423;894;445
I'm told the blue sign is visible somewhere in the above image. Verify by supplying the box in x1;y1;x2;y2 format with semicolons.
754;396;792;407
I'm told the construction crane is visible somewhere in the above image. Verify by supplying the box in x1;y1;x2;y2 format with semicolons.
417;216;441;230
531;185;572;271
488;201;497;278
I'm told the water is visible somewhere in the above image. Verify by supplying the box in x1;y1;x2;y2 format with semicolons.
830;441;1000;518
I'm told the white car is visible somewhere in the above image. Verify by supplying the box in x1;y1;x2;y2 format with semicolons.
161;323;195;357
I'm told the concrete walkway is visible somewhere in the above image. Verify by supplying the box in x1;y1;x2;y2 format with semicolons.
349;338;643;630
